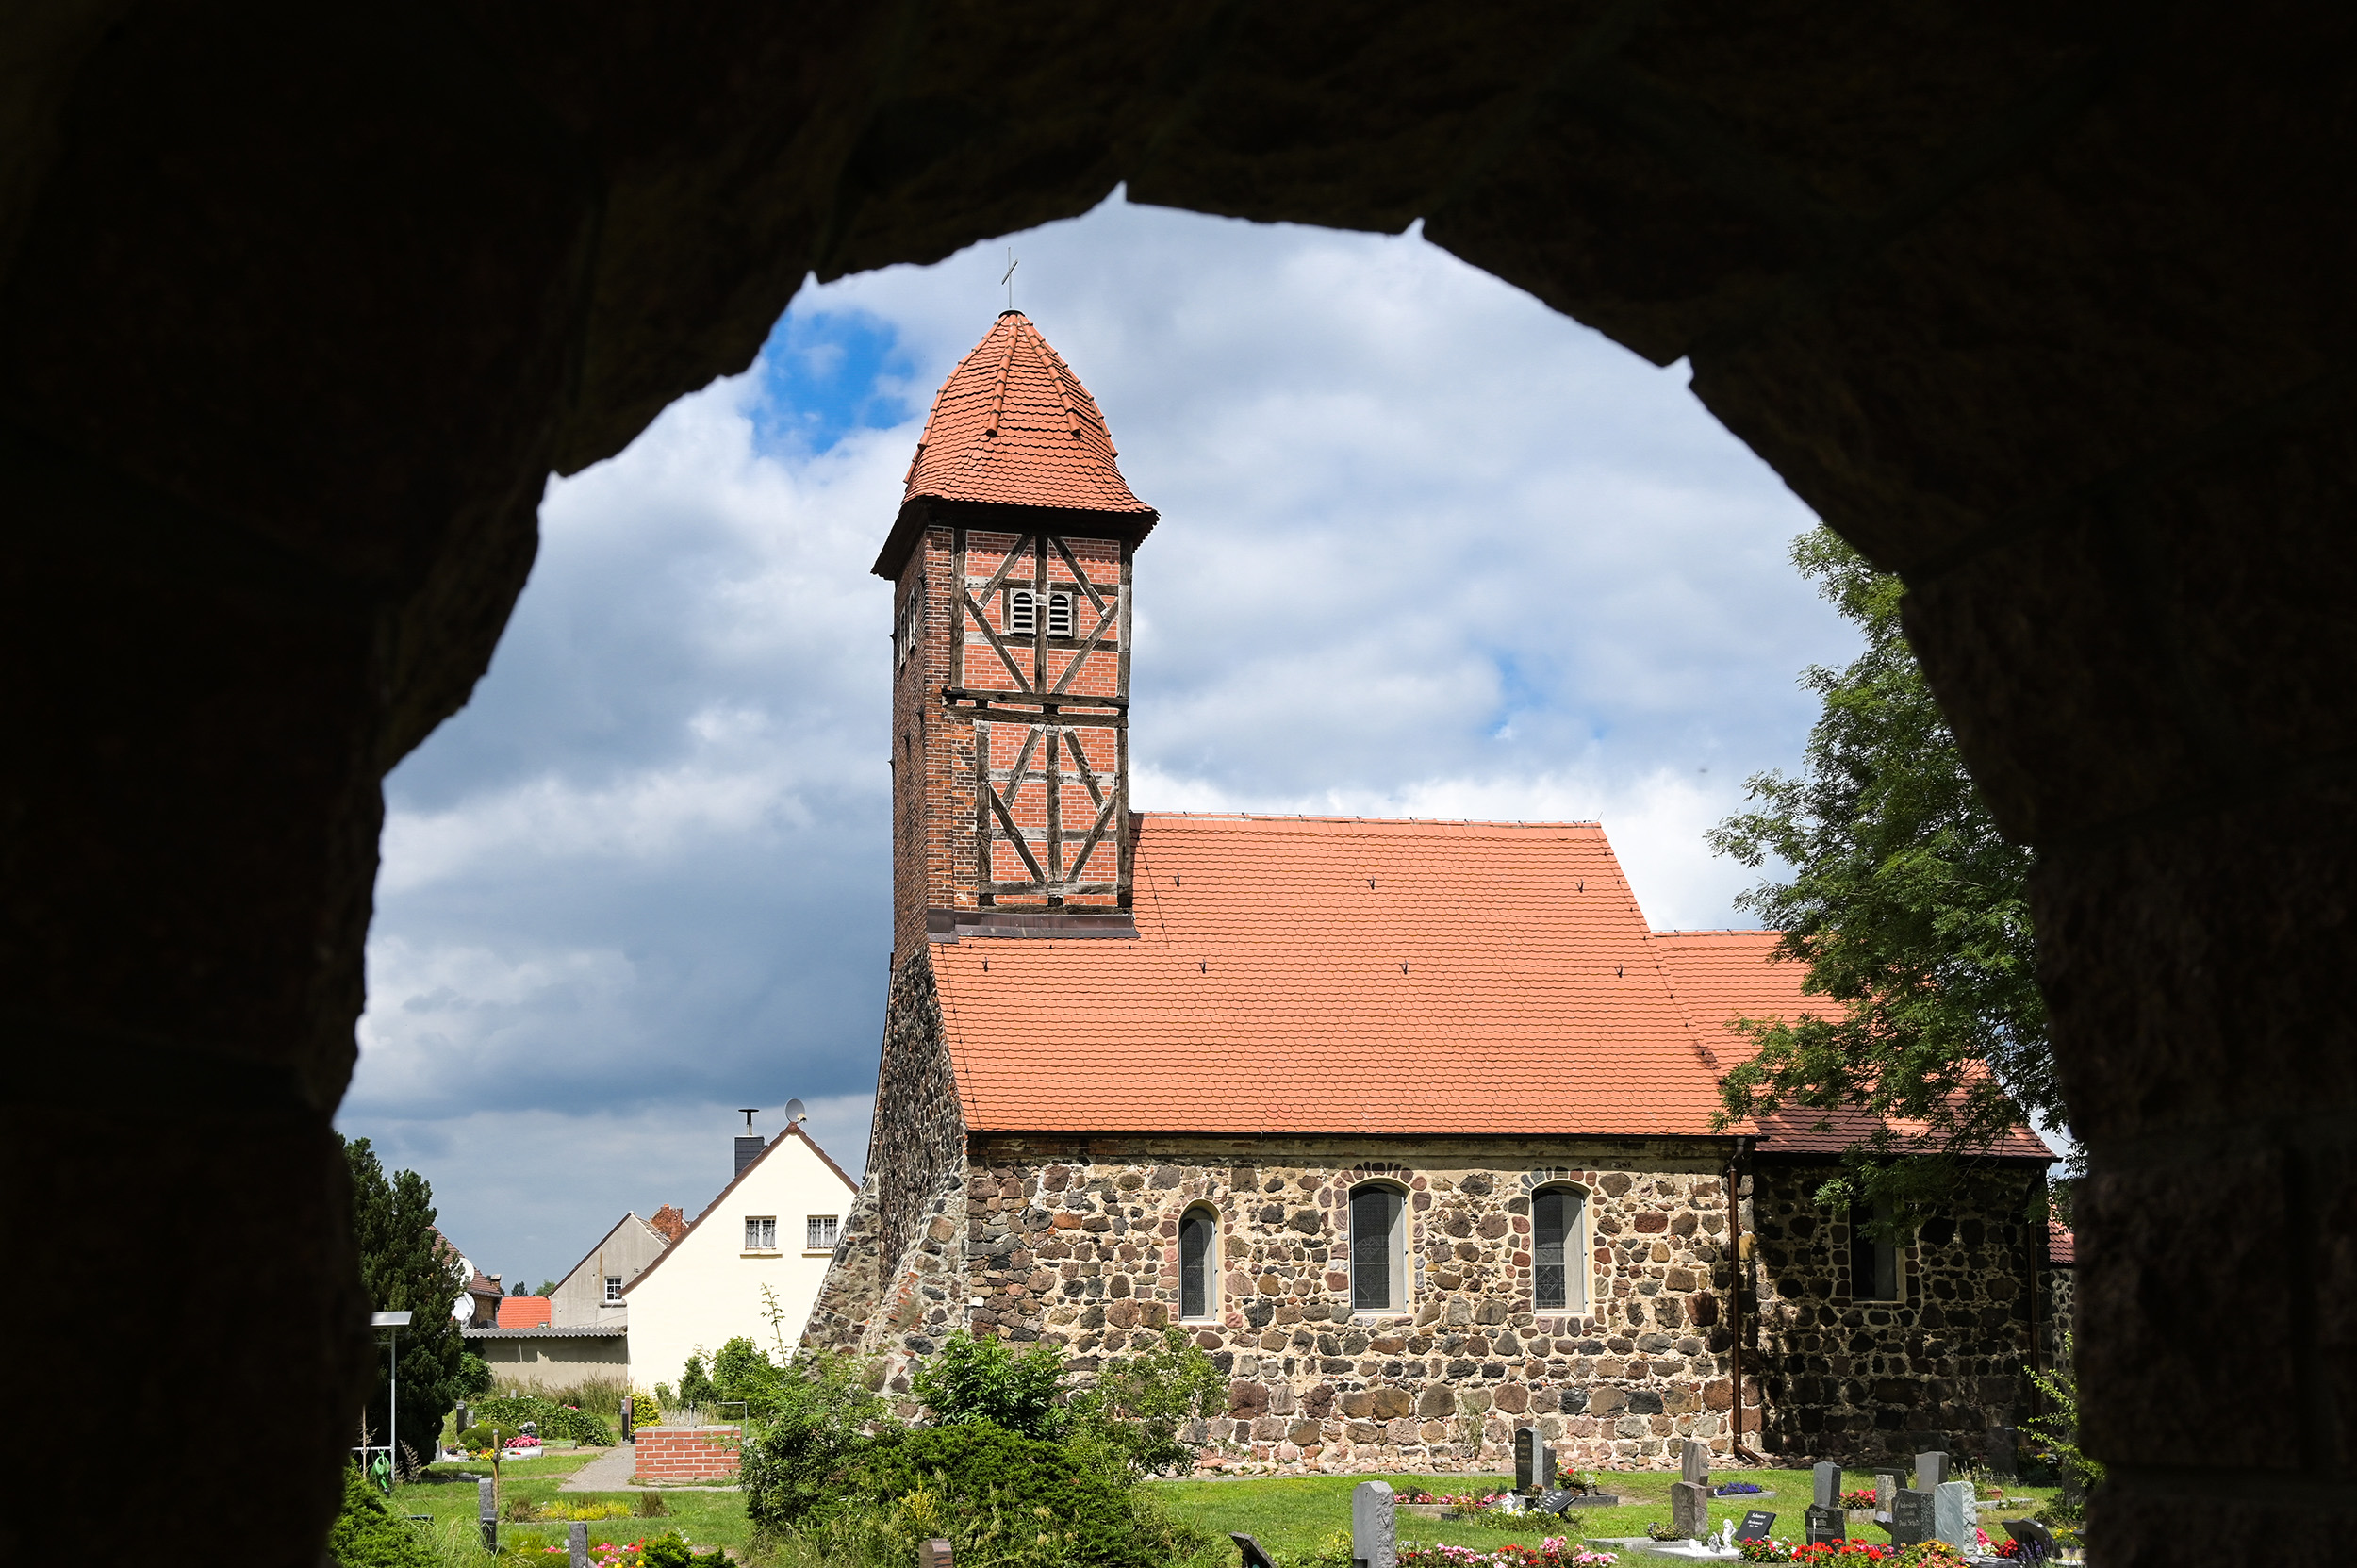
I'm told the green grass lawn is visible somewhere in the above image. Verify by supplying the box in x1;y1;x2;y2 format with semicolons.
393;1446;753;1558
1143;1469;2064;1563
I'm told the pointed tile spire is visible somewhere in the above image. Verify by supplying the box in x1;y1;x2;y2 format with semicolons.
901;311;1154;515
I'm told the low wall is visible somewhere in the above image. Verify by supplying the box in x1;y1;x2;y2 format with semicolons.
633;1425;742;1483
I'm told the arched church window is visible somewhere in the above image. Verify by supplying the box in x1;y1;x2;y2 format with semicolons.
1179;1205;1218;1319
1349;1182;1408;1312
1533;1185;1587;1312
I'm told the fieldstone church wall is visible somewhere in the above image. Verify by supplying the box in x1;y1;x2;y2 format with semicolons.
1744;1163;2043;1469
802;953;968;1356
957;1133;1743;1472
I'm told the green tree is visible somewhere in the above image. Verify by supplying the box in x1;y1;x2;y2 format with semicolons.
1708;528;2067;1225
342;1135;490;1467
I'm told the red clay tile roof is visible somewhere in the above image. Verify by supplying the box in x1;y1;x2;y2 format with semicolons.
902;312;1155;516
1649;929;2053;1160
931;815;1733;1137
495;1296;552;1329
2045;1219;2076;1264
648;1204;688;1245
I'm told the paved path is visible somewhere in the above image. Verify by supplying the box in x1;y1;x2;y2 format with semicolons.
558;1444;738;1493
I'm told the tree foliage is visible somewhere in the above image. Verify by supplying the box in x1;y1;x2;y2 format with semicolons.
342;1135;490;1464
1708;529;2066;1225
910;1330;1069;1440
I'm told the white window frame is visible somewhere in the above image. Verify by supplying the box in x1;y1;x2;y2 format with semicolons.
1348;1182;1409;1314
805;1214;840;1252
1178;1204;1219;1321
1006;588;1073;637
744;1215;778;1253
1531;1184;1589;1313
603;1275;623;1303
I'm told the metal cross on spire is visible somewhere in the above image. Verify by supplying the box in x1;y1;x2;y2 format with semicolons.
1002;247;1019;311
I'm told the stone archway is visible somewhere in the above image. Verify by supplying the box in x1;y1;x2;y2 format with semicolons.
5;6;2346;1562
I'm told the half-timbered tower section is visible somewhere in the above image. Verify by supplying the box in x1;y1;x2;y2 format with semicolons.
811;313;2069;1477
871;309;1156;963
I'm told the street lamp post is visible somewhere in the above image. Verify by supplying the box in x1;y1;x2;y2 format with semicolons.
370;1312;414;1490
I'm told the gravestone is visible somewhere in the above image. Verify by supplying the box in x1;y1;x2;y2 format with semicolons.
1232;1534;1278;1568
1915;1452;1951;1492
1352;1480;1397;1568
621;1398;635;1443
1805;1505;1844;1545
920;1542;955;1568
1670;1480;1709;1540
1874;1471;1904;1516
477;1477;498;1552
569;1521;589;1568
1737;1511;1778;1543
1681;1440;1711;1486
2004;1519;2059;1561
1887;1491;1933;1548
1539;1490;1574;1516
1813;1463;1841;1510
1516;1428;1557;1494
1932;1481;1974;1549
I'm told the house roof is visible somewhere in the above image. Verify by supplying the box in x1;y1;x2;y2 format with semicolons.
2046;1219;2077;1265
495;1296;552;1329
899;312;1154;520
553;1211;664;1296
463;1323;629;1340
621;1121;858;1298
931;814;1733;1137
1649;928;2053;1161
648;1204;688;1244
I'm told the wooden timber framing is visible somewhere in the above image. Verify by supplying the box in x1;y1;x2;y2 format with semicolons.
949;523;1134;912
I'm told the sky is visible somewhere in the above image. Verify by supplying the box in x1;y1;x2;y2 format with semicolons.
336;190;1855;1290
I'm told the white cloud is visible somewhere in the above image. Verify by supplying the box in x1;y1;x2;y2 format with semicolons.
340;190;1852;1285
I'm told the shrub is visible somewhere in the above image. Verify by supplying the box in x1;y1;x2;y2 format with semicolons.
326;1461;437;1568
829;1424;1195;1568
474;1395;616;1446
630;1390;662;1432
910;1330;1067;1438
738;1347;893;1528
1063;1328;1225;1477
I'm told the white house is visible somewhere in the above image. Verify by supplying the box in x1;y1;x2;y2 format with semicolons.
623;1114;858;1394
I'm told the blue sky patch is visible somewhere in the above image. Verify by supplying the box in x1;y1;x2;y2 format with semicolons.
751;306;915;454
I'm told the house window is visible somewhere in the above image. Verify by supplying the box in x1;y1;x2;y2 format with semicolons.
1349;1183;1408;1312
894;574;926;670
1007;589;1073;636
745;1216;778;1252
806;1214;840;1251
1533;1185;1587;1312
1850;1200;1901;1301
1178;1206;1218;1319
603;1276;622;1303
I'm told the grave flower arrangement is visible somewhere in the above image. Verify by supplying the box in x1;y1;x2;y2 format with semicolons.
1840;1490;1878;1510
1396;1542;1615;1567
1714;1480;1767;1495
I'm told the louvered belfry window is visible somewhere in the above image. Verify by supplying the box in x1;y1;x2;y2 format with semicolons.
1047;591;1074;636
1005;588;1072;636
1007;588;1035;634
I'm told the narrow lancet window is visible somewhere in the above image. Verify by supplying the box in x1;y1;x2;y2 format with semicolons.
1533;1186;1585;1312
1350;1183;1406;1312
1179;1206;1217;1319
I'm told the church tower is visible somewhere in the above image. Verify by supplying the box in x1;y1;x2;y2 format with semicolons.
872;311;1157;960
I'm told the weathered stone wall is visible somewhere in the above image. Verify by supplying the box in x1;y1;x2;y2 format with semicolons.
801;952;966;1357
962;1134;1743;1473
1744;1163;2044;1469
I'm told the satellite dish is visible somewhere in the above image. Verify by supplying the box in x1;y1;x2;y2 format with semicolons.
785;1098;807;1123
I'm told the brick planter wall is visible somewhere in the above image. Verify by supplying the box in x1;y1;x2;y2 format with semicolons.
631;1426;742;1482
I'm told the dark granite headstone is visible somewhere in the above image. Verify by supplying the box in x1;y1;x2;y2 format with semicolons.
1889;1490;1934;1548
1671;1479;1709;1539
1539;1491;1574;1516
1805;1505;1844;1546
1232;1534;1278;1568
2004;1519;2059;1561
1738;1511;1777;1543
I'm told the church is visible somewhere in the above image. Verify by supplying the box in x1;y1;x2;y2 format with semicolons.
806;310;2069;1475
